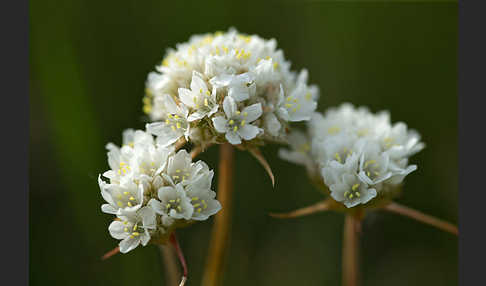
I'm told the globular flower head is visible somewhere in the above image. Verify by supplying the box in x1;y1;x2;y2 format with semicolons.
99;129;221;253
144;28;319;148
279;103;425;208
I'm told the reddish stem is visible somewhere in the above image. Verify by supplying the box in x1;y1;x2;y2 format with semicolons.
170;232;188;278
101;246;120;260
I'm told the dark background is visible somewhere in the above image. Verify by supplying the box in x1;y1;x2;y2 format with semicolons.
30;1;457;285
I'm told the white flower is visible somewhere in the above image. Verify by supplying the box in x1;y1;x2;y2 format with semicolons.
185;172;221;221
209;72;255;102
148;183;194;220
280;103;425;208
164;149;211;186
143;28;320;145
212;96;262;145
179;71;219;121
99;177;144;215
100;129;222;251
108;206;156;253
276;71;318;122
329;173;377;208
145;94;190;147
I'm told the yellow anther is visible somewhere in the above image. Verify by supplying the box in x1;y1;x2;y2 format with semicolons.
273;62;279;69
223;46;228;53
177;206;182;211
132;232;140;236
176;122;181;129
243;112;248;117
123;191;129;195
129;196;135;201
124;227;128;232
367;171;371;177
171;125;176;131
176;198;180;202
166;203;171;209
204;98;209;106
233;126;238;132
334;153;342;163
240;120;246;126
176;169;181;173
192;197;199;201
133;225;137;231
199;88;203;94
173;175;179;179
305;92;312;101
349;194;354;199
285;103;292;108
197;208;202;213
117;201;123;207
327;127;340;134
286;97;292;101
127;202;133;207
168;114;173;119
356;192;361;197
235;111;241;115
169;199;175;203
352;184;360;191
206;90;211;96
194;203;200;207
292;108;297;113
130;235;134;239
364;160;376;168
228;120;234;125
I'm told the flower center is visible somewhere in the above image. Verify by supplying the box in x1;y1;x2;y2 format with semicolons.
334;148;353;163
284;96;301;113
191;196;208;213
165;114;187;131
166;198;183;213
117;162;131;175
172;169;191;184
115;191;138;208
228;111;248;132
344;183;362;200
123;221;143;239
363;160;380;180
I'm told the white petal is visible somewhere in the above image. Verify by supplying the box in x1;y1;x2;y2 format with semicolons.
178;88;195;108
188;110;207;122
119;237;140;253
212;116;228;133
222;96;236;118
190;71;207;92
237;124;261;140
108;221;128;240
225;131;242;145
242;103;262;122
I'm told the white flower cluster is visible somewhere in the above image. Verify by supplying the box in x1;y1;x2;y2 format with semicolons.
99;129;221;253
144;28;319;146
279;103;425;208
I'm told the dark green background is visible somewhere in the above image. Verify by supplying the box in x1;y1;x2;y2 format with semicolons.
30;1;457;285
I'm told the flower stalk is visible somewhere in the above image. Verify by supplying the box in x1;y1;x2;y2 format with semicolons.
383;202;458;235
202;143;235;286
159;244;181;286
342;214;361;286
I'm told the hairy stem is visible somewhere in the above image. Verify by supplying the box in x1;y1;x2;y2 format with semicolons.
201;143;235;286
383;202;458;235
159;244;181;286
342;214;360;286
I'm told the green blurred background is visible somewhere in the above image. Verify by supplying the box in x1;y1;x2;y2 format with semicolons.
29;1;457;285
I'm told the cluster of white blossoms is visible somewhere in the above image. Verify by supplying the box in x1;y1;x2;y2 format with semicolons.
279;103;425;208
143;28;319;147
99;129;221;253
